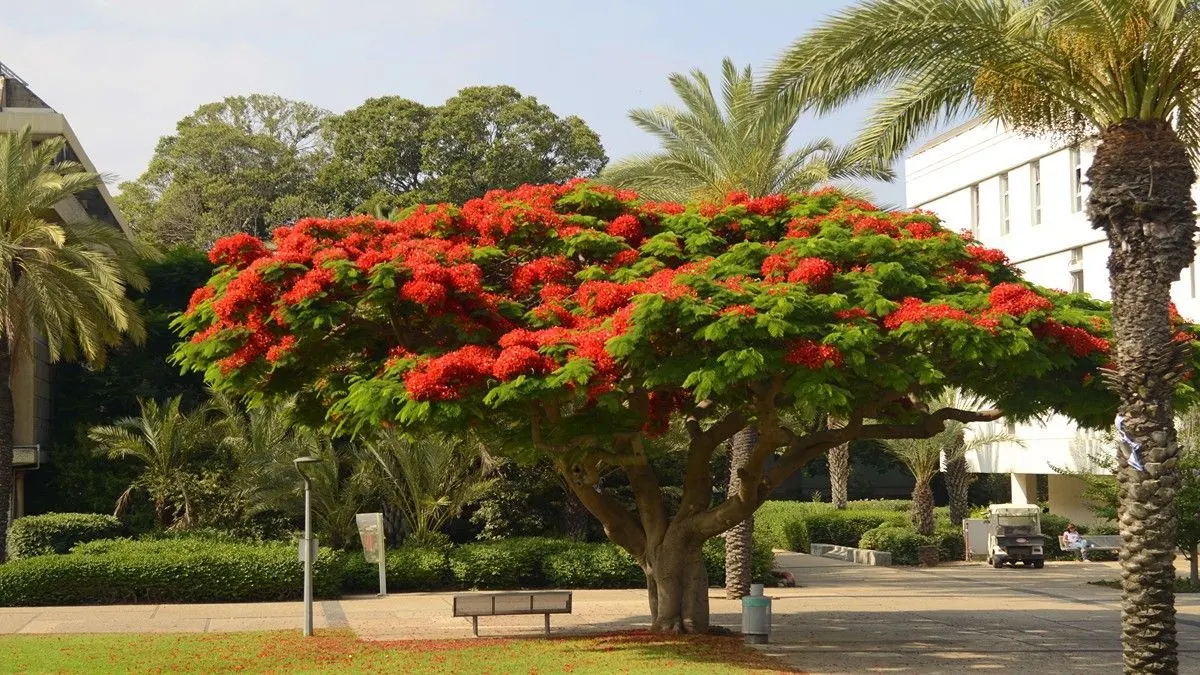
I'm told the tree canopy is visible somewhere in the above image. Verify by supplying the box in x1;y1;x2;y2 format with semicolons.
173;181;1200;630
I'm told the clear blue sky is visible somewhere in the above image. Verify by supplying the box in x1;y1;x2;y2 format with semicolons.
1;0;909;205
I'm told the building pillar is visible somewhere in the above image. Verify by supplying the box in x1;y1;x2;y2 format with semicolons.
1010;473;1037;504
1046;474;1099;525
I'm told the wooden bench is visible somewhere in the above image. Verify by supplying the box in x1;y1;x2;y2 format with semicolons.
452;591;573;637
1059;533;1122;557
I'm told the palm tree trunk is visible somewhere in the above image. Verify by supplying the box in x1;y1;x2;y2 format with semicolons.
828;443;849;509
945;433;972;526
911;478;935;536
1090;119;1196;674
724;426;756;599
1191;543;1198;586
0;337;12;562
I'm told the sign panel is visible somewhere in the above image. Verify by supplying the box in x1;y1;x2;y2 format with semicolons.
355;512;385;564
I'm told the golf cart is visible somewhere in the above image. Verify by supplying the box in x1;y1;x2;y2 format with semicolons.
986;503;1045;569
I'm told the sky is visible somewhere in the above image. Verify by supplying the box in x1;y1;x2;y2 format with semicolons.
0;0;908;205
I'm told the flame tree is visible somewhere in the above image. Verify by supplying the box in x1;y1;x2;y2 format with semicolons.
173;182;1200;632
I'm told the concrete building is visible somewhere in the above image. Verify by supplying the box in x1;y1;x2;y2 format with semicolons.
0;62;127;520
904;119;1200;524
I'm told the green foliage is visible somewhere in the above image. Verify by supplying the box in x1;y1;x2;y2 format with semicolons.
340;545;449;593
858;526;932;565
753;501;815;551
448;537;574;589
6;513;124;559
932;527;965;562
804;510;907;547
845;499;911;512
703;536;775;586
0;539;344;606
542;542;646;589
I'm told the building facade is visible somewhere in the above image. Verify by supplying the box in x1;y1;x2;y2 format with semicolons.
0;62;127;521
905;119;1200;524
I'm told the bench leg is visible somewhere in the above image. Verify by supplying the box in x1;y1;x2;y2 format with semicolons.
472;616;478;638
544;613;550;636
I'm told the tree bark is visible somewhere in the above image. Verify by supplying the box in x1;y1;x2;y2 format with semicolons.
945;433;972;526
1089;119;1196;674
1191;543;1198;586
911;478;935;536
724;426;756;599
646;530;710;633
0;338;12;562
828;442;849;509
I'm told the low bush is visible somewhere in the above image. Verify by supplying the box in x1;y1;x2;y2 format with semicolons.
806;510;907;547
341;545;449;593
542;542;644;589
6;513;124;559
0;539;343;606
846;499;911;512
448;537;573;589
859;526;933;565
932;528;965;562
754;502;813;552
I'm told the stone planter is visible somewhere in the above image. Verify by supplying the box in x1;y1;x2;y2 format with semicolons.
917;545;939;567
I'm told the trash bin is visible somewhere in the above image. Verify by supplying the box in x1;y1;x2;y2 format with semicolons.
741;583;772;644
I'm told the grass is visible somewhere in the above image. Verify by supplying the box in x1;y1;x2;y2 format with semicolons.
0;629;798;674
1088;578;1200;593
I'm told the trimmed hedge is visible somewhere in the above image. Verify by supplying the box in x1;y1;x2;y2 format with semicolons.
542;542;645;589
7;513;124;560
805;510;907;548
448;537;573;590
336;544;450;594
754;502;813;552
859;526;932;565
703;535;775;586
0;539;343;606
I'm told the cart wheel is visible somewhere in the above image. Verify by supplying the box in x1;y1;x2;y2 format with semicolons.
1032;560;1044;569
992;557;1004;569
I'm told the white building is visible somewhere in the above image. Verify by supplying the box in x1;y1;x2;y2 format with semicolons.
905;119;1200;524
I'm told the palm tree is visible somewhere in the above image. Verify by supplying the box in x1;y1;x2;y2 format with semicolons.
89;397;215;528
879;393;1016;535
363;431;495;547
602;57;891;599
767;3;1200;668
0;127;147;558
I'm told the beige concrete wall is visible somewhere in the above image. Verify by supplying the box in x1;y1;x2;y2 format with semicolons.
1047;474;1106;526
1010;473;1038;504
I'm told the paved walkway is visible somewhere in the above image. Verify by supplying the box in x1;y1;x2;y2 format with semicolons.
2;553;1200;673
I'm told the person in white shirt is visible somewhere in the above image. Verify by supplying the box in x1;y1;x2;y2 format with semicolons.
1064;524;1093;561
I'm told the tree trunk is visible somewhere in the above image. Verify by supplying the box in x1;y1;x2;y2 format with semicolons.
724;427;756;599
1090;119;1196;674
911;478;935;536
945;433;973;526
646;532;710;633
828;442;849;509
1191;542;1198;586
0;339;12;562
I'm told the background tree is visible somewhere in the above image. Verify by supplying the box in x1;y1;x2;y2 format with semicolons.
317;96;433;214
89;397;216;528
767;4;1200;668
173;182;1185;632
0;127;148;560
117;94;331;248
600;57;892;596
421;85;607;203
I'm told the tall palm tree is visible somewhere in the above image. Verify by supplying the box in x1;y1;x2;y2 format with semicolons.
767;3;1200;668
602;57;892;600
0;127;147;558
89;396;215;528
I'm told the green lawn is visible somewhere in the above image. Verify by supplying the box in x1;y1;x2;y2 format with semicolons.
0;629;796;674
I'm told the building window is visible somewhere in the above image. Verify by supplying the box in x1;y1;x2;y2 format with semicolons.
1000;173;1010;234
1070;146;1084;212
1069;246;1083;266
969;184;980;237
1030;160;1042;225
1070;269;1084;293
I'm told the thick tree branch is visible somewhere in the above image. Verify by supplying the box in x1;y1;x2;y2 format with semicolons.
558;459;647;560
623;437;669;546
676;410;746;518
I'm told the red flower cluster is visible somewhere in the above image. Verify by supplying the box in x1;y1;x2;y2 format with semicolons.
493;345;555;380
988;283;1052;316
745;194;790;216
834;307;870;321
1035;320;1110;357
883;297;976;329
513;256;575;295
188;286;215;313
904;221;940;239
966;245;1008;265
848;213;900;238
785;339;843;369
720;305;757;318
209;233;268;269
404;345;499;401
788;258;836;288
606;214;643;243
786;217;821;238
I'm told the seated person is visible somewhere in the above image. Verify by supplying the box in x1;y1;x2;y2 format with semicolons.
1063;524;1093;561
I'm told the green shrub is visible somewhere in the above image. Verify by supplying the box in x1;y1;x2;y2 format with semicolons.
543;542;644;589
7;513;124;559
0;539;343;606
341;545;449;593
1039;513;1075;560
754;501;813;552
806;510;906;547
933;528;965;562
449;537;572;589
859;526;933;565
846;499;911;512
703;536;774;586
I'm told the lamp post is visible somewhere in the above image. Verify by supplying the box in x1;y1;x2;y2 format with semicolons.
294;456;323;637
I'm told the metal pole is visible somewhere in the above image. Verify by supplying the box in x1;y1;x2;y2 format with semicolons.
377;546;387;597
303;475;313;637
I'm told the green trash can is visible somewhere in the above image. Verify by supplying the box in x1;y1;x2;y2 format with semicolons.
741;585;772;644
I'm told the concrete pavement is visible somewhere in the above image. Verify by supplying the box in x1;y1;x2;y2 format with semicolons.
2;552;1199;673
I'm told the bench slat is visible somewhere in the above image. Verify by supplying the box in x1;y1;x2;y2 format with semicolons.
453;591;572;617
